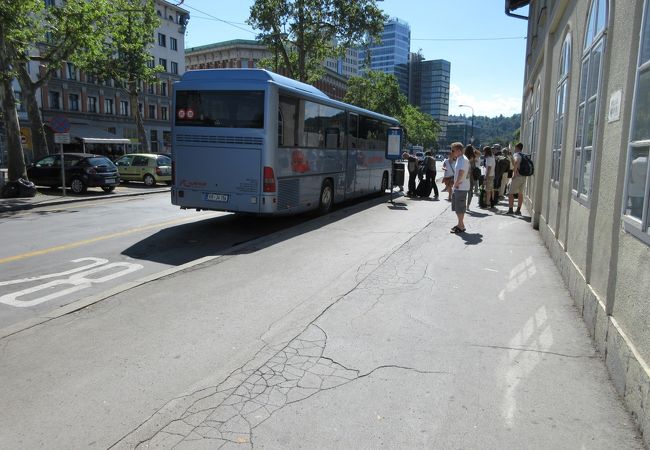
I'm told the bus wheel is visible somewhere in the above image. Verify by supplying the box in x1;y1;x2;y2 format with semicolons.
318;180;333;214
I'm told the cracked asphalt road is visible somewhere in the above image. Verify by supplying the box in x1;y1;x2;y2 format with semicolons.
1;196;644;449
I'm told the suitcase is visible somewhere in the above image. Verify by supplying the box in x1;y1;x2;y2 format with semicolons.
479;187;487;208
416;178;433;197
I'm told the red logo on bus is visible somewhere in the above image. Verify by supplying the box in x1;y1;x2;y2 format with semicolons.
186;108;195;119
177;109;186;119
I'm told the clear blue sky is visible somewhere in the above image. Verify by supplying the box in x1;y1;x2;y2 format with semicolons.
178;0;529;118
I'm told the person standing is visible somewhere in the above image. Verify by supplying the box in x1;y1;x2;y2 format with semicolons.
450;142;471;233
403;152;419;197
423;150;439;199
484;146;496;209
441;153;455;201
465;145;478;210
508;143;525;214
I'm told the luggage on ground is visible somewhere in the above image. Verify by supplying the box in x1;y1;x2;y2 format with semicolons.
416;178;433;197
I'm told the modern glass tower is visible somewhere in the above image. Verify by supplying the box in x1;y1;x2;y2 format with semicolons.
409;57;451;145
359;18;411;95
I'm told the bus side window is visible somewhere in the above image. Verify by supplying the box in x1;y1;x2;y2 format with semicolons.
279;96;298;146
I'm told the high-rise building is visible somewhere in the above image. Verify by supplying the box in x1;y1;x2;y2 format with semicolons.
359;18;411;96
409;57;451;145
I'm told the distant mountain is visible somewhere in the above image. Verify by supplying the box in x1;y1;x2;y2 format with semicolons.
449;113;521;147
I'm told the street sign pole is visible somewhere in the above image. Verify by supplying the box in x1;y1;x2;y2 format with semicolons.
60;143;65;197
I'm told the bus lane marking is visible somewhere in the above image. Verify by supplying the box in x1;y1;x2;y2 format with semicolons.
0;259;143;308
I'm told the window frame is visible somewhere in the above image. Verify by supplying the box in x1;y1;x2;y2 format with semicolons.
551;33;572;187
622;0;650;244
572;0;608;204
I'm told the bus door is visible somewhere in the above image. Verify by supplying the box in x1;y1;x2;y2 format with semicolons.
346;113;359;197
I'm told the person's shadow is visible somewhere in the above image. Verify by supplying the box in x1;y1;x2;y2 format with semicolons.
457;232;483;245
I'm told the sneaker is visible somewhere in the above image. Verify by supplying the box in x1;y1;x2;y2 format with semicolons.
507;208;514;214
515;208;521;215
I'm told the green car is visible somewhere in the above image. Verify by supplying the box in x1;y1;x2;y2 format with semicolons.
115;153;172;186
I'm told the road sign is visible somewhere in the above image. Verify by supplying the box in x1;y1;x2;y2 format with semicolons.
50;115;70;133
54;133;70;144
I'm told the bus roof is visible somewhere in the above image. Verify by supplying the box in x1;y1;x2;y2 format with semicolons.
179;69;328;98
177;69;399;125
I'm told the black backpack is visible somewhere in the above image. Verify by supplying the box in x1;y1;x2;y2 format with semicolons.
518;153;534;176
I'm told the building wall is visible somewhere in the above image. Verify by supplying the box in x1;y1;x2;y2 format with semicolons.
516;0;650;444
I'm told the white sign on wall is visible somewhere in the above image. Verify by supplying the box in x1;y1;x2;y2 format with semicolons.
608;90;622;123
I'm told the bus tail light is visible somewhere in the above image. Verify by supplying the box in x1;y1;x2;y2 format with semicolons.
263;166;276;193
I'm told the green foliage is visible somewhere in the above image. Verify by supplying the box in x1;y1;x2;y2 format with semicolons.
449;113;522;147
0;0;43;82
248;0;386;82
344;71;440;147
76;0;161;86
344;71;405;117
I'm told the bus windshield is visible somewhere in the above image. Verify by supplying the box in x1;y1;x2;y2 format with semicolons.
175;90;264;128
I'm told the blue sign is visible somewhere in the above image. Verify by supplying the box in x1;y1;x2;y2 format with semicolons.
385;127;402;161
49;115;70;133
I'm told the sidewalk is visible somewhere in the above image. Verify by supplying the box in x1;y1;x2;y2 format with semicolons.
0;183;170;213
0;190;644;448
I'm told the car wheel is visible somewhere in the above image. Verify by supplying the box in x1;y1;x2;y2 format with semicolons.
101;185;115;192
70;177;87;194
318;179;333;215
143;174;156;186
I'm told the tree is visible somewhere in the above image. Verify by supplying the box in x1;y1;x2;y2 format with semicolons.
248;0;386;83
0;0;42;181
17;0;111;161
76;0;161;153
344;71;440;147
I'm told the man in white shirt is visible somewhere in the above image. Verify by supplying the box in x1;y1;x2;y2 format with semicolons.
508;142;525;214
450;142;471;233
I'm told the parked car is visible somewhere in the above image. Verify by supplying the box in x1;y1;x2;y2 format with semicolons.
415;151;425;161
27;153;119;194
114;153;172;186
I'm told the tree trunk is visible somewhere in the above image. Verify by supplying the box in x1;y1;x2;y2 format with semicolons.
296;0;306;82
17;65;49;160
129;83;149;153
1;78;27;181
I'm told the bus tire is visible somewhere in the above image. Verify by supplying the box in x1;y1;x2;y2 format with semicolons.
318;179;334;215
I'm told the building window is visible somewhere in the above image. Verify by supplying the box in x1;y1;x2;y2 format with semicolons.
158;33;166;47
87;96;97;113
120;100;129;116
158;58;167;71
68;93;79;111
170;37;177;51
67;62;76;80
148;104;156;119
160;81;168;97
148;83;155;95
623;0;650;239
49;91;61;109
170;61;178;75
146;57;155;69
161;106;168;121
105;98;114;114
552;34;572;185
573;0;607;201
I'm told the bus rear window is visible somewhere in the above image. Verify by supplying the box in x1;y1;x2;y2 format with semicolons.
175;90;264;128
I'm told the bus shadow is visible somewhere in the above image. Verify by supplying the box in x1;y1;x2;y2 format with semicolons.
121;194;391;266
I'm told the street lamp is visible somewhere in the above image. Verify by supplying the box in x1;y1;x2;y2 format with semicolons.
459;104;474;144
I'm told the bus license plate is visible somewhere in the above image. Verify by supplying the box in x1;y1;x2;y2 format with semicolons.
205;193;228;202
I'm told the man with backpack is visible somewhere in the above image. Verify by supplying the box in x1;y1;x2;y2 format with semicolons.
507;142;533;214
422;150;439;198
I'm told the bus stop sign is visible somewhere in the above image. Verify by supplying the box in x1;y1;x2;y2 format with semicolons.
386;127;402;161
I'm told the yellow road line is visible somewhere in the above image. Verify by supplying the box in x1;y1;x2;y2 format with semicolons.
0;215;208;265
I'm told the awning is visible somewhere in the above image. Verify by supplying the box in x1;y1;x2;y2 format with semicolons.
67;124;132;145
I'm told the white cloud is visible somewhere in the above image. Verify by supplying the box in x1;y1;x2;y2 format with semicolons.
448;84;522;117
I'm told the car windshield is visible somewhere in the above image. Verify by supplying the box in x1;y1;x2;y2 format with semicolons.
86;157;116;169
